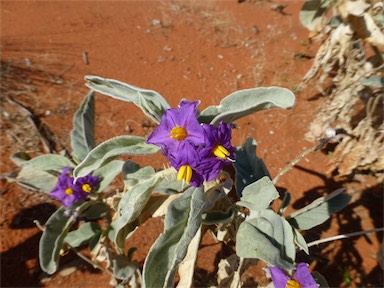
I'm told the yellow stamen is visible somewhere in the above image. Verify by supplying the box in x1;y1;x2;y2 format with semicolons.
177;165;193;184
65;188;73;195
170;126;188;141
213;145;230;159
82;183;92;193
286;280;302;288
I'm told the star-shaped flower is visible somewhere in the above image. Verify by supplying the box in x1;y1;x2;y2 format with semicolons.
50;168;100;207
269;263;318;288
146;100;205;152
146;100;235;187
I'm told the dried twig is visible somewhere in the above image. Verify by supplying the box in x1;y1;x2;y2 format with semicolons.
273;137;331;185
307;227;384;248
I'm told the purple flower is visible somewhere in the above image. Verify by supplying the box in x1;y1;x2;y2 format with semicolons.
147;100;205;151
197;122;235;181
49;168;100;207
146;100;206;186
76;174;100;194
269;263;318;288
146;100;235;187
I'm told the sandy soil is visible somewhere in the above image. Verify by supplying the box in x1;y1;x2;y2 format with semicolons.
1;0;382;287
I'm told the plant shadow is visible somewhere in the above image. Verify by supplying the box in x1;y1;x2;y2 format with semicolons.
286;165;383;287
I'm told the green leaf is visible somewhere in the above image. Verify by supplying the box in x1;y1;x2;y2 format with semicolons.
122;160;156;189
237;176;279;212
236;214;294;271
360;75;384;88
93;160;124;192
112;255;137;283
287;188;351;230
300;0;333;30
21;154;75;171
292;227;309;254
10;151;31;166
279;191;291;214
114;175;161;248
16;167;57;193
64;222;101;248
153;173;185;195
248;210;296;262
71;91;96;163
73;135;159;179
39;207;75;274
143;187;206;288
312;271;330;287
85;76;170;124
80;201;109;220
234;138;270;196
199;87;295;125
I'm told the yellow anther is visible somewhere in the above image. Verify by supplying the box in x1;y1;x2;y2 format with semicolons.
213;145;230;160
82;183;92;193
170;126;188;140
65;188;73;195
177;165;193;184
286;280;302;288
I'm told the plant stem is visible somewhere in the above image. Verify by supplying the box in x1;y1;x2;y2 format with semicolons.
307;227;384;248
70;246;113;275
273;138;330;185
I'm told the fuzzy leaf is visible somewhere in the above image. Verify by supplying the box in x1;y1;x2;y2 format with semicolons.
199;87;295;125
73;135;159;179
112;255;138;283
39;207;75;274
287;188;351;230
236;176;279;212
10;151;31;166
114;175;161;248
176;227;202;288
248;210;296;262
279;191;291;214
236;215;295;271
85;76;170;124
143;187;206;288
93;159;124;192
80;201;109;220
234;138;270;196
122;160;156;188
312;271;330;287
292;227;309;254
16;167;57;193
64;222;101;248
71;91;96;162
21;154;74;171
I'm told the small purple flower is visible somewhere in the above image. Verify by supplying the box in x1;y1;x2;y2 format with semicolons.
146;100;205;151
197;122;235;181
269;263;318;288
49;168;100;207
75;174;100;194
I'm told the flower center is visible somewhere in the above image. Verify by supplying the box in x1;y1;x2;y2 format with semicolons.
212;145;230;159
170;126;188;141
286;280;302;288
82;183;92;193
177;165;193;184
65;188;73;195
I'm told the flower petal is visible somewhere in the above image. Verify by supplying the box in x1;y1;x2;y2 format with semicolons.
293;263;318;288
269;267;290;288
